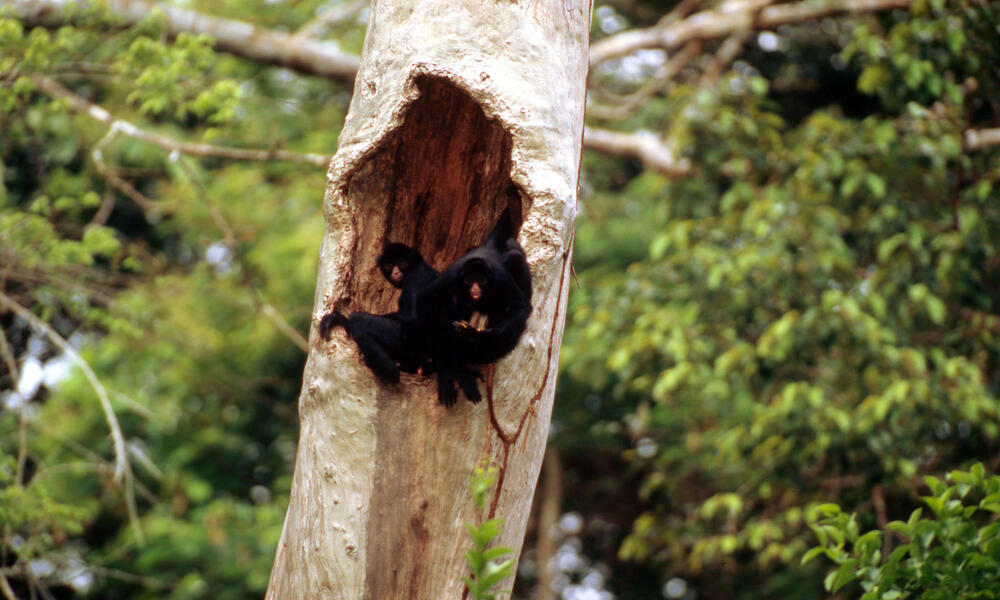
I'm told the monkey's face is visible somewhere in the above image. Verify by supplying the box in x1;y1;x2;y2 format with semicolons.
379;258;408;286
378;244;421;288
468;280;483;301
463;264;488;303
389;260;408;284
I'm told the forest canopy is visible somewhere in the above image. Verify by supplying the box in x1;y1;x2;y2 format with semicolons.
1;0;998;598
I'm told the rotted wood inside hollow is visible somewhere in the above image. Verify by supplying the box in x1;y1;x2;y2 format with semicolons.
343;76;520;314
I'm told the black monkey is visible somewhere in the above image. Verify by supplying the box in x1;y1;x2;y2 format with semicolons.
416;210;533;406
319;244;437;383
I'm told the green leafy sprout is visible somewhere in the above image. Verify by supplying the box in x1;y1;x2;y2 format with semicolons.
464;466;516;600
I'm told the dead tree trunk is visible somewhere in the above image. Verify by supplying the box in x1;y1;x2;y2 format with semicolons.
266;0;591;596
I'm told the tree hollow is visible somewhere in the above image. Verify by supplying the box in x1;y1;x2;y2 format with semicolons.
338;75;521;316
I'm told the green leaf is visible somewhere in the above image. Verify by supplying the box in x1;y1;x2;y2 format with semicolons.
830;559;859;592
478;558;515;589
482;546;512;561
802;546;827;565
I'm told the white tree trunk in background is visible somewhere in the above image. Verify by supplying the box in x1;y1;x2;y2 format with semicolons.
266;0;591;596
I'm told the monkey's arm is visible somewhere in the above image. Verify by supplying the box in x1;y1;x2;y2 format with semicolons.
460;278;531;363
502;239;532;299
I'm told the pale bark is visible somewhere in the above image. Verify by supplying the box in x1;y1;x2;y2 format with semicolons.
265;0;590;597
964;127;1000;151
583;127;691;177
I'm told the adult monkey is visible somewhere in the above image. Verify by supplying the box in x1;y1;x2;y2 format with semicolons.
416;209;533;406
319;244;437;383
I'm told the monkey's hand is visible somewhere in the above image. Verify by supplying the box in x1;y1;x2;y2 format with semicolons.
452;320;476;334
417;360;437;377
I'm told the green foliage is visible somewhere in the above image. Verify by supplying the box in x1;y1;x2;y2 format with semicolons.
1;1;352;597
464;467;515;600
0;454;97;570
844;0;997;110
3;0;999;598
118;32;242;123
805;464;1000;598
560;0;1000;597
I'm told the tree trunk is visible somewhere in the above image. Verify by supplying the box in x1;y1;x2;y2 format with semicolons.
265;0;591;597
534;448;563;600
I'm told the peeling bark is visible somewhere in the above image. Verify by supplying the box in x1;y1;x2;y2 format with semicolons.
265;0;591;597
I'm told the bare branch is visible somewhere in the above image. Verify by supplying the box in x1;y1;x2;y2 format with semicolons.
261;302;310;352
590;0;914;65
0;291;131;485
88;190;117;226
964;127;1000;151
173;156;310;354
10;0;360;81
91;125;160;214
0;328;28;486
1;292;146;541
0;328;18;399
587;40;702;121
293;0;370;40
12;0;911;85
0;572;16;600
698;31;751;87
31;76;332;168
661;0;704;25
583;127;691;177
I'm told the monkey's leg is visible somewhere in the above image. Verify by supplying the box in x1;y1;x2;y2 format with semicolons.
455;368;483;404
347;313;404;384
436;370;458;408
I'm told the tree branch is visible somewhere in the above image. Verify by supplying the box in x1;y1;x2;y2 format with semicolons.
172;156;310;354
91;125;161;215
0;572;16;600
590;0;914;65
261;302;310;352
534;448;562;600
0;291;146;542
583;127;691;177
30;76;332;168
293;0;370;40
0;328;28;486
586;40;702;121
10;0;360;81
698;30;751;88
0;291;131;485
11;0;912;83
964;127;1000;151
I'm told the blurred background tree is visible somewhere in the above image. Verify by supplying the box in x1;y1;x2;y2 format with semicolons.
1;0;998;598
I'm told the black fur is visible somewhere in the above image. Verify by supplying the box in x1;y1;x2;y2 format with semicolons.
416;210;532;406
319;244;437;383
